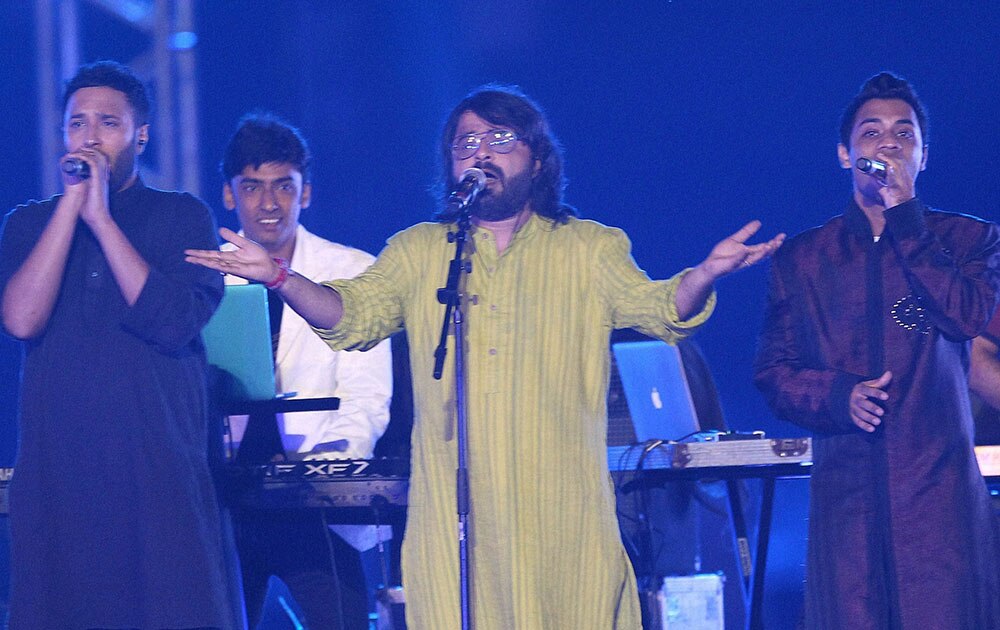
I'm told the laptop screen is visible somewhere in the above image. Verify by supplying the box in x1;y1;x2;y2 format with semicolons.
202;284;276;402
611;340;700;442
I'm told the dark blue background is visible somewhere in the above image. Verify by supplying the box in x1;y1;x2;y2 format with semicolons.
2;2;998;626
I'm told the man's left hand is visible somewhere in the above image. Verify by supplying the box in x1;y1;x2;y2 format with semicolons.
700;220;785;280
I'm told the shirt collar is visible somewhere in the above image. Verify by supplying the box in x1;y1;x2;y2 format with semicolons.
844;197;876;240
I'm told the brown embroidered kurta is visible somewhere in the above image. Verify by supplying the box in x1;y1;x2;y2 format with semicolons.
754;198;1000;630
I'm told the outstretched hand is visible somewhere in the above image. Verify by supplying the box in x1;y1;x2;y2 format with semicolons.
184;227;280;283
700;220;785;280
674;220;785;321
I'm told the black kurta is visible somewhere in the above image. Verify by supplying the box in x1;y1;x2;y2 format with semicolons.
754;198;1000;629
0;180;235;629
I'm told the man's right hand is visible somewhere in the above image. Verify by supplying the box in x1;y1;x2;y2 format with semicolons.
849;370;892;432
873;150;918;209
58;147;115;228
185;227;282;284
187;228;346;330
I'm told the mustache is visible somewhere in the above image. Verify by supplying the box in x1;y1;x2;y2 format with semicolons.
477;164;503;180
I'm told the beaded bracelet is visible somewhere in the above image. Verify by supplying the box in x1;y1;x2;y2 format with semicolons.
264;257;291;290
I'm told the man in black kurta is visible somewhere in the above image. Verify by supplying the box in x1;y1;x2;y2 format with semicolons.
755;72;1000;629
0;61;235;629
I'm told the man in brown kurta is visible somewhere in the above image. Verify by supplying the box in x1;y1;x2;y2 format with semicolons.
970;312;1000;445
754;72;1000;629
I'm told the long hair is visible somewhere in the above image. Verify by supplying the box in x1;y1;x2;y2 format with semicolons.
839;72;929;148
434;84;576;222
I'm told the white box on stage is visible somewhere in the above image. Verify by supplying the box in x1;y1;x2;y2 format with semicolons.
658;573;724;630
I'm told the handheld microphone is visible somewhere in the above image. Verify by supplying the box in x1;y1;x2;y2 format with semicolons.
855;157;887;178
61;158;91;180
447;168;487;211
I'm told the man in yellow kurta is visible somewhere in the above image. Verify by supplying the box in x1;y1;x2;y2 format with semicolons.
187;85;783;629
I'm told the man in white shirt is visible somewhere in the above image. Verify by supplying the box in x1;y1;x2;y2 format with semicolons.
220;112;392;630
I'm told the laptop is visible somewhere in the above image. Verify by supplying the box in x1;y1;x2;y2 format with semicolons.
611;340;700;441
202;283;276;403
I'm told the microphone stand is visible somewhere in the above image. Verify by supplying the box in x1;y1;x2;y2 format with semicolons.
432;206;474;629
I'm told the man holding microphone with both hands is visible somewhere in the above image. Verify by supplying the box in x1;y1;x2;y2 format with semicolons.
0;61;236;628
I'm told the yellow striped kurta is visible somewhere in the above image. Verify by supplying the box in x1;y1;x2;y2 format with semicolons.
316;213;714;629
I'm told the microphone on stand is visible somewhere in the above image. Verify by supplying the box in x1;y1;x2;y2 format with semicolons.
447;168;487;212
855;157;887;178
61;158;91;180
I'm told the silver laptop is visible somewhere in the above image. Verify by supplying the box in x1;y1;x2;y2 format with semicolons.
201;284;276;402
611;340;700;441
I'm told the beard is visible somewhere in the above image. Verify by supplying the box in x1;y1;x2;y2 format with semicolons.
471;166;532;222
108;142;140;193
